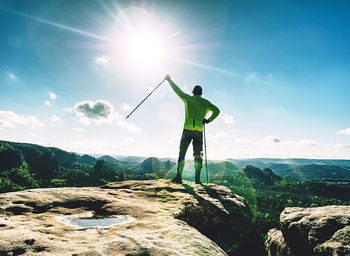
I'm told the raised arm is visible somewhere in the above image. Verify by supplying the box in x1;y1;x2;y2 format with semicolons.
165;74;189;101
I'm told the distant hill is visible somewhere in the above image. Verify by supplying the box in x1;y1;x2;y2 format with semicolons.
113;155;147;162
228;158;350;182
98;155;136;169
130;157;176;179
228;158;350;168
266;163;350;182
227;159;268;170
99;155;120;164
114;155;176;162
99;155;176;179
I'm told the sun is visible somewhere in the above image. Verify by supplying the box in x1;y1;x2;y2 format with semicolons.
113;7;173;70
122;28;167;67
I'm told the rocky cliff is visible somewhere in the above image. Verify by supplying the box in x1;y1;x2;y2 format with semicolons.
265;205;350;256
0;179;252;256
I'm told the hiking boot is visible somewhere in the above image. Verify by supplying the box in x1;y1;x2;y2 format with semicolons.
172;176;182;184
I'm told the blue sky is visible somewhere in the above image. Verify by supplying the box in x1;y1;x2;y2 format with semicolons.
1;0;350;159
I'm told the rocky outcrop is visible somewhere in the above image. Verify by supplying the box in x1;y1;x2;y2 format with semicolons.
0;179;252;256
265;205;350;256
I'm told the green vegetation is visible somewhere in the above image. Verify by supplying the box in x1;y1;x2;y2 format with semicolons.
0;141;125;192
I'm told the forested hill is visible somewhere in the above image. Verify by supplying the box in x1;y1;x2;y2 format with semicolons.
0;140;175;192
0;140;97;191
228;158;350;182
228;158;350;167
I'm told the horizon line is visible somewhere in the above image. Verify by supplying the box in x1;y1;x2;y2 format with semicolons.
2;139;350;161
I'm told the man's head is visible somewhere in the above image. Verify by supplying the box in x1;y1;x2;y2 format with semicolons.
192;85;202;96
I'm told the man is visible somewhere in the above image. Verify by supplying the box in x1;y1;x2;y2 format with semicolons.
165;74;220;184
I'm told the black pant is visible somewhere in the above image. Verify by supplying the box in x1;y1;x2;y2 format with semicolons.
178;129;203;162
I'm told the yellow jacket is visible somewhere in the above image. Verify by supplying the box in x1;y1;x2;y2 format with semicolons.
169;80;220;132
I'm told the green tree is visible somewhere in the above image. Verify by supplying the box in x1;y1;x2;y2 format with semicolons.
0;143;23;172
91;159;123;184
0;163;38;192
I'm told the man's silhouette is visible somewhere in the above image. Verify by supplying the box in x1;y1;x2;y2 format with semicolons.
165;74;220;184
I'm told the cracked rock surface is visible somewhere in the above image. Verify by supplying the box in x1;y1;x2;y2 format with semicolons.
0;179;251;256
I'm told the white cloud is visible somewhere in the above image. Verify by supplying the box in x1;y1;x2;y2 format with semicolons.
334;144;350;149
45;101;51;107
8;72;18;80
74;100;114;125
0;119;14;128
51;115;62;122
264;136;280;144
64;107;73;113
0;110;44;128
244;72;273;86
285;139;317;147
73;128;85;132
73;100;142;131
49;92;57;100
94;56;110;66
218;112;234;124
120;103;132;112
336;128;350;136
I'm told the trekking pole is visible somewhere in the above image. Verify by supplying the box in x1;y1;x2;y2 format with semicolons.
126;78;166;119
203;124;209;185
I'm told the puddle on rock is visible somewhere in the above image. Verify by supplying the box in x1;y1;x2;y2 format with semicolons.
72;215;131;227
56;212;134;229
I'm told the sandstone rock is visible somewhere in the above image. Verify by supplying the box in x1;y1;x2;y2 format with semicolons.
265;205;350;256
0;179;252;256
264;228;293;256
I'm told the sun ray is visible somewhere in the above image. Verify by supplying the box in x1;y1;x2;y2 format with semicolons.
169;30;182;38
1;5;235;80
0;7;113;42
171;57;236;77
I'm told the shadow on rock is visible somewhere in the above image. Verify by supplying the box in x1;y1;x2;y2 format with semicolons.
175;183;266;256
